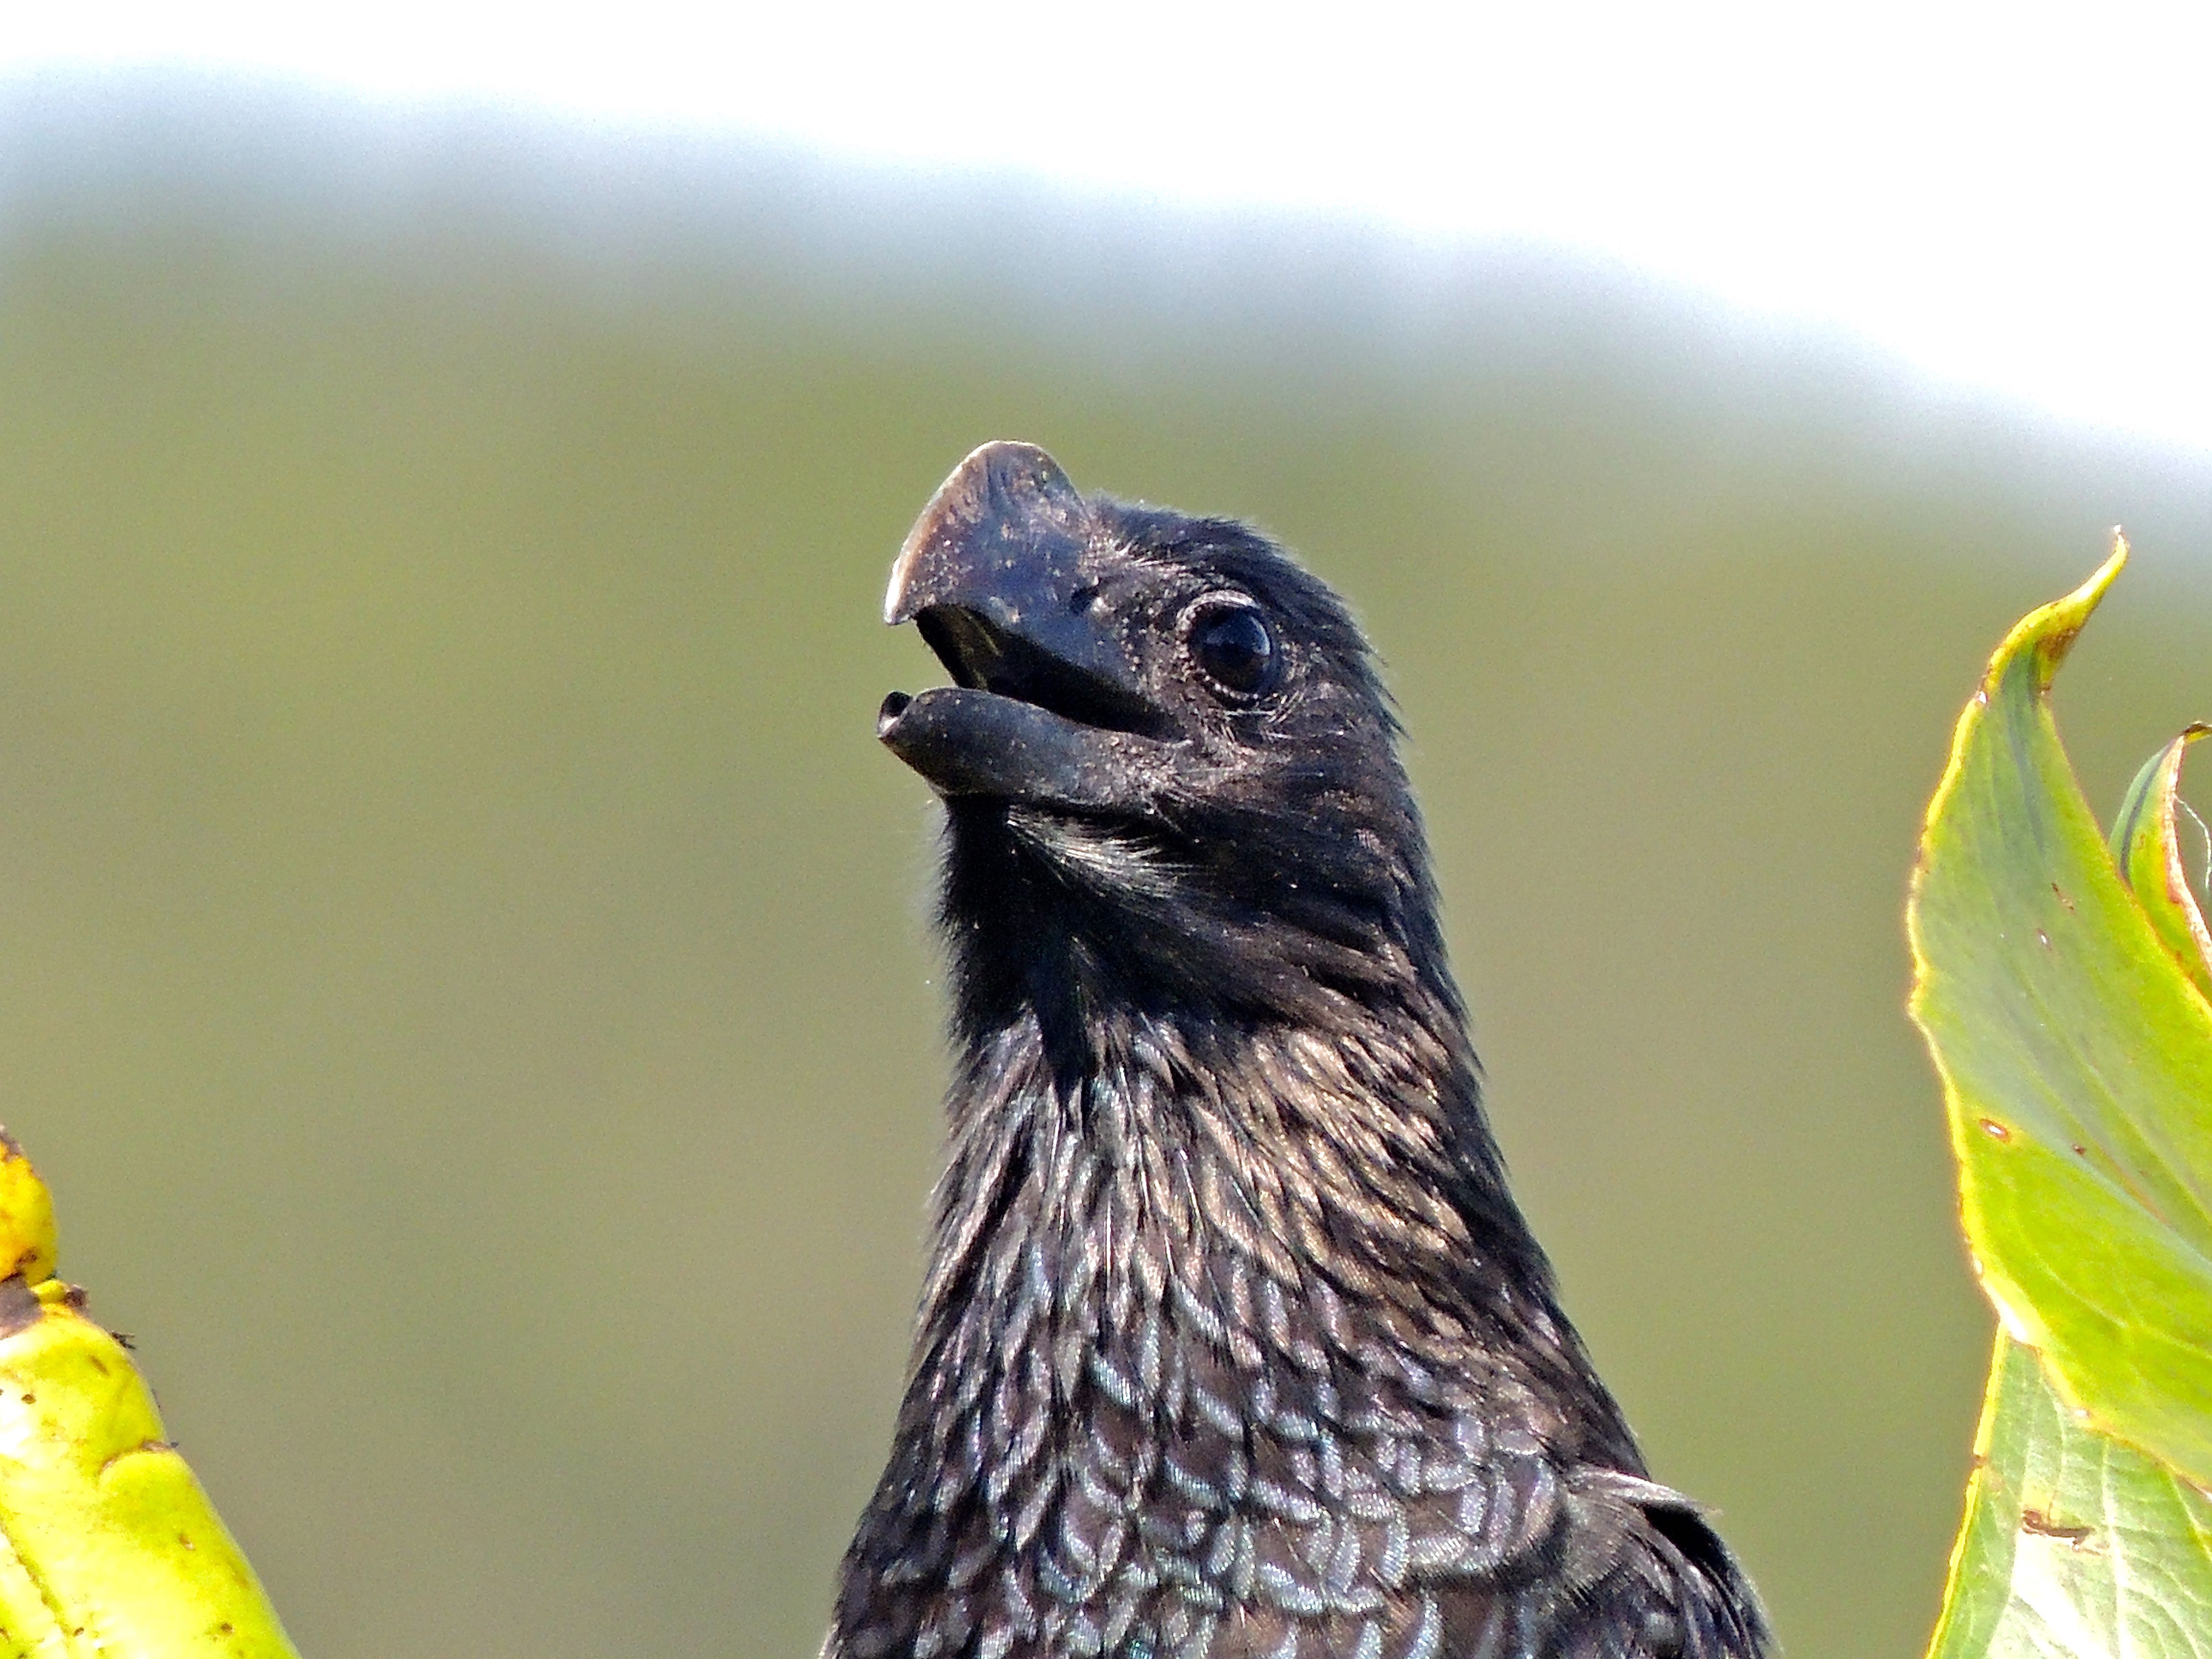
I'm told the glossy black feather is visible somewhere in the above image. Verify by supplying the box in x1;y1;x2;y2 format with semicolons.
834;481;1771;1659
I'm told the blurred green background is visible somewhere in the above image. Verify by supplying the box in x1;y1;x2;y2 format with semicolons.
2;76;2209;1659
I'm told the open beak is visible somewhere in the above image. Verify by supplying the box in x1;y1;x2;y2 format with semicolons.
877;441;1163;808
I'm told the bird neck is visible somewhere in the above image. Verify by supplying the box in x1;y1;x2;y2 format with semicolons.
905;998;1593;1461
833;995;1650;1657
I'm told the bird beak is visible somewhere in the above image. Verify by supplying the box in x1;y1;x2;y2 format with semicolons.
878;441;1164;807
882;440;1145;703
885;441;1085;626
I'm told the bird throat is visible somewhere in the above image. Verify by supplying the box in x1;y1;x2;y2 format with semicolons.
918;1006;1509;1371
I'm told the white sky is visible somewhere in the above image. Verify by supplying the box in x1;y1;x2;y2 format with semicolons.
9;2;2212;453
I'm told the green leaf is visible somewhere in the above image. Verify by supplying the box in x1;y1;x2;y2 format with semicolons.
1908;541;2212;1490
2110;726;2212;1005
1913;542;2212;1657
1928;1335;2212;1659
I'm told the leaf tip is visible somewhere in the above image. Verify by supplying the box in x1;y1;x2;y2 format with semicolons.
1992;534;2128;694
2111;721;2212;998
0;1128;57;1287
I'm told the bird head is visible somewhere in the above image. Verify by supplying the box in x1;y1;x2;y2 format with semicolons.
879;442;1454;1037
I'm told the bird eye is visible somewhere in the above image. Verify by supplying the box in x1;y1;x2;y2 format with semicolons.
1183;601;1276;699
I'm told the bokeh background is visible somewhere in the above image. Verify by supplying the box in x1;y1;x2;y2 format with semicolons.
3;70;2212;1659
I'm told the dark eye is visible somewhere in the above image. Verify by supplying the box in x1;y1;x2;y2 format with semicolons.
1184;601;1276;699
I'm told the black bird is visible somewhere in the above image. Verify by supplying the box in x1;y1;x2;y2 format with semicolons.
833;443;1770;1659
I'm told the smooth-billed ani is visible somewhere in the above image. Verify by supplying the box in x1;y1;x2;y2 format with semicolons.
830;443;1770;1659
